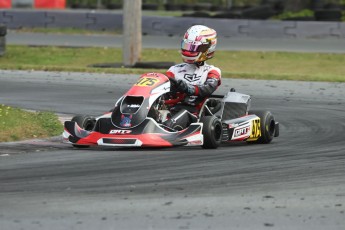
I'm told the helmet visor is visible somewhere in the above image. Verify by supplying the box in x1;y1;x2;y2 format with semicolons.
181;50;199;57
181;39;210;53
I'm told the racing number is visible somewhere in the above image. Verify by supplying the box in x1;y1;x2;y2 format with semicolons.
135;77;158;87
250;119;261;139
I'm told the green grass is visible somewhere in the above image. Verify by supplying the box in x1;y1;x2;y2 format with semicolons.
0;105;63;142
1;45;345;82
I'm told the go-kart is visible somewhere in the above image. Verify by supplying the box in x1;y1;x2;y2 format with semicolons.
62;72;279;149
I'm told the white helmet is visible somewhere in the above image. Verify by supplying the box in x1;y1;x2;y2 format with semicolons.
181;25;217;64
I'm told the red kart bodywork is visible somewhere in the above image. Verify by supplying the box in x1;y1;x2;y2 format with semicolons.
63;73;204;148
63;73;279;149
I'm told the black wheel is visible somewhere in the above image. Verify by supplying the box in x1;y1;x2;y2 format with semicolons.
71;115;96;148
248;110;276;144
71;115;96;131
200;116;222;149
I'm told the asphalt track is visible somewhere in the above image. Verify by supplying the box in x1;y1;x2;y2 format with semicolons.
7;31;345;53
0;70;345;230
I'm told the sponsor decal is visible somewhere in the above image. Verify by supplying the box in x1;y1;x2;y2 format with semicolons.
127;104;141;108
249;119;261;139
109;130;132;134
135;77;159;87
120;114;132;127
184;74;201;82
233;125;250;138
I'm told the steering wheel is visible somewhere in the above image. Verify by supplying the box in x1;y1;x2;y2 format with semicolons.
165;77;185;105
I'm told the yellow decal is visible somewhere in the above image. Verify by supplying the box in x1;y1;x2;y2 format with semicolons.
248;118;261;140
135;77;159;87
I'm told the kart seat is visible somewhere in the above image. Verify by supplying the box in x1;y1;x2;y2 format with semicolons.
205;99;222;115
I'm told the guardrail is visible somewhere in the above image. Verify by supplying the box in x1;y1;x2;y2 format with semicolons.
0;9;344;39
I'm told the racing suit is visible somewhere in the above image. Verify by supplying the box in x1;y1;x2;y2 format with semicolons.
164;62;221;130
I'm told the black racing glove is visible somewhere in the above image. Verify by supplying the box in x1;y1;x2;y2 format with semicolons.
175;79;195;96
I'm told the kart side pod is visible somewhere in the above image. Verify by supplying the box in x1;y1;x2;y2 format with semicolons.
201;91;279;144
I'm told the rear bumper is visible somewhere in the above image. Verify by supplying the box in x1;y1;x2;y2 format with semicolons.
274;122;280;137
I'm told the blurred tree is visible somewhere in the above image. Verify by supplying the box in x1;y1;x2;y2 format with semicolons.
283;0;311;11
226;0;232;9
310;0;323;9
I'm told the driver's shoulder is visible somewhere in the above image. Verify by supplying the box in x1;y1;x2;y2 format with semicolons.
203;63;221;75
171;63;188;69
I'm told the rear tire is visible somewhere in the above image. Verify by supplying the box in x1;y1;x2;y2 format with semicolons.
71;115;95;148
248;110;276;144
200;116;222;149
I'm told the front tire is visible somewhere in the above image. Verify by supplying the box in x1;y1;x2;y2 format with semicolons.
71;115;96;148
248;110;276;144
200;116;222;149
71;115;96;131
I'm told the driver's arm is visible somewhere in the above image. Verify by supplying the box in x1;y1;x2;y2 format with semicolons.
166;69;221;97
194;70;221;97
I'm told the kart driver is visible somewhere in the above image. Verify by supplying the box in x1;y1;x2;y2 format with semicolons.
164;25;221;130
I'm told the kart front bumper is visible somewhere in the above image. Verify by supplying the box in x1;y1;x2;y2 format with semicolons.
62;120;203;148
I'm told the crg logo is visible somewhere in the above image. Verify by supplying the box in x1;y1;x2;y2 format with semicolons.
184;74;201;82
109;130;132;134
234;126;250;137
